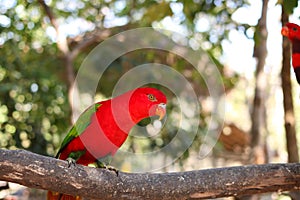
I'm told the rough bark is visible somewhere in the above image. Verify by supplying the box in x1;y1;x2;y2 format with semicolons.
281;5;299;163
1;149;300;200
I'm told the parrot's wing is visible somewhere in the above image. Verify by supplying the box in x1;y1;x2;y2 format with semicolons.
56;103;102;158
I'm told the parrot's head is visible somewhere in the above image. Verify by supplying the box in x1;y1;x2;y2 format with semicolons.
129;87;167;122
282;23;300;41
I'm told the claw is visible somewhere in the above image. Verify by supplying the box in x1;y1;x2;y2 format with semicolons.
96;160;119;176
105;165;119;176
66;157;76;167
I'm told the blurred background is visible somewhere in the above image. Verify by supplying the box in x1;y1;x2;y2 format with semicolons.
0;0;300;199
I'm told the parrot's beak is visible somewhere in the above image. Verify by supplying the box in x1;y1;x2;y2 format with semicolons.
281;26;289;37
156;103;166;120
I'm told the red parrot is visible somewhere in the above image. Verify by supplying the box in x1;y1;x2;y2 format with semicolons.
281;22;300;84
47;87;167;200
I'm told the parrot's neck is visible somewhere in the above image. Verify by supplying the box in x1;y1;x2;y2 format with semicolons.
108;92;145;132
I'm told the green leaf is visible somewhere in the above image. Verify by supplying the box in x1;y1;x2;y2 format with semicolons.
283;0;298;14
142;1;172;25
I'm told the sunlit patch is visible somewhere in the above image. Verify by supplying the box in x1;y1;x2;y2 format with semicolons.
153;119;162;129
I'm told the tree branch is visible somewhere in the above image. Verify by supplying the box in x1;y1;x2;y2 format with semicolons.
68;24;134;59
1;149;300;199
38;0;70;55
69;29;111;60
38;0;80;124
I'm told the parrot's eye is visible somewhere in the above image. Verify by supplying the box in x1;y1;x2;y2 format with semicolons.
147;94;157;102
292;27;298;32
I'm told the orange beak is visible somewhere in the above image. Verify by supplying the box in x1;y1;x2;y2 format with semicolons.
281;26;289;37
155;103;166;120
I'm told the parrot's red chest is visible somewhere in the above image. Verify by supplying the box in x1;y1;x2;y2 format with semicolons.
59;100;131;165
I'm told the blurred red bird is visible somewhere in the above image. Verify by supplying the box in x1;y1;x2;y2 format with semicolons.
281;22;300;84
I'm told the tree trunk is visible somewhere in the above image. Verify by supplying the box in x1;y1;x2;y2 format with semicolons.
281;4;299;164
244;1;269;199
1;149;300;200
38;0;82;123
250;0;269;165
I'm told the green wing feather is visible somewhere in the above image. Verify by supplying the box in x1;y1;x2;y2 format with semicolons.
56;103;102;158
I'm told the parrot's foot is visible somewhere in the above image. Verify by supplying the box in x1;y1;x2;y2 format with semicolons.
66;157;76;167
96;161;119;176
105;165;119;176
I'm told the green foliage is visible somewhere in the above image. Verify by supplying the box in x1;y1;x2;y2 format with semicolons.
0;40;69;155
281;0;298;14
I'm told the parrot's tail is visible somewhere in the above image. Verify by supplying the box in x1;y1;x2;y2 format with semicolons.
47;191;82;200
